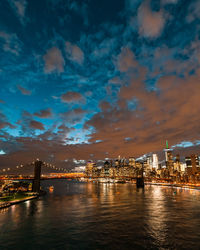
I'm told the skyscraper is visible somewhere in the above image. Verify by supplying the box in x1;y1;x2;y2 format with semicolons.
85;161;94;177
152;154;158;170
164;140;174;175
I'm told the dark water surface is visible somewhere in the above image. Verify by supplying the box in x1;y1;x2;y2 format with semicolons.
1;180;200;250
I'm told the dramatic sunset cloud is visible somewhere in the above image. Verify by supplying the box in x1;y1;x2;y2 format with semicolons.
0;0;199;171
30;120;45;130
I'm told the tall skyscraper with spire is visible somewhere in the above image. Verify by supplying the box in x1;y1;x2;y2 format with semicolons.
164;140;174;174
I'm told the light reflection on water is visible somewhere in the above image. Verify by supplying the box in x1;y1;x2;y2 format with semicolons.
0;180;200;249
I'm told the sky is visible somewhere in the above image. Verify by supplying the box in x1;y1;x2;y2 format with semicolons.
0;0;200;171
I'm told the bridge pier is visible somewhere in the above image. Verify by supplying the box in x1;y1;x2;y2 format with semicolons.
136;164;144;188
136;177;144;188
32;160;42;193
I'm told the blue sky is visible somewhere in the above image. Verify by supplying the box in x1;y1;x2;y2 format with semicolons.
0;0;200;169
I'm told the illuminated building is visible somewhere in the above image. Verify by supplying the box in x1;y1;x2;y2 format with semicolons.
147;155;153;170
176;154;180;163
85;161;95;177
185;156;192;167
92;164;99;177
164;140;174;175
129;157;135;167
191;154;199;175
152;154;158;170
180;163;186;173
174;154;181;172
101;161;110;177
83;150;200;184
185;155;200;177
115;159;120;167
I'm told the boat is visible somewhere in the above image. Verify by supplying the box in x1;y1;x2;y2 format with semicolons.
49;186;54;192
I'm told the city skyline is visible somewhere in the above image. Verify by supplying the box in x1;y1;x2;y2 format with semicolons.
0;0;200;171
0;142;199;176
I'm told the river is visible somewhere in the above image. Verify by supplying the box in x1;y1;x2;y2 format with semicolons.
0;180;200;249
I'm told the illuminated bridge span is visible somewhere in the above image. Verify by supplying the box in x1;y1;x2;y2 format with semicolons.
0;159;70;193
0;159;69;175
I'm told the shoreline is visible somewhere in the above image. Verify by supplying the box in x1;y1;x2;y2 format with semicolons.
83;178;200;190
0;195;39;209
145;182;200;190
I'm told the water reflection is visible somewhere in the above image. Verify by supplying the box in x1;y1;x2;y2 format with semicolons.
146;187;168;248
0;180;200;249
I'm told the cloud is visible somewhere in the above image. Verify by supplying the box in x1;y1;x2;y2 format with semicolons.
0;113;16;129
8;0;27;24
17;85;31;95
34;108;52;118
0;31;21;55
43;47;65;73
60;108;86;125
65;42;84;64
117;47;139;72
29;120;45;130
85;71;200;157
92;37;117;59
161;0;178;4
1;0;200;170
137;0;165;38
61;91;83;103
57;124;71;134
186;1;200;23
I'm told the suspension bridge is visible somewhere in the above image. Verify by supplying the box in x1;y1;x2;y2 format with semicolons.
0;159;69;175
0;159;84;193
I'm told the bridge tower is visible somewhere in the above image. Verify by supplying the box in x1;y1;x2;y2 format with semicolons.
136;162;144;188
32;159;42;193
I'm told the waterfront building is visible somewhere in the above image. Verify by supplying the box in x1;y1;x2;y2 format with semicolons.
100;161;110;177
164;141;174;176
191;154;199;175
92;164;99;177
152;154;158;170
84;149;200;183
129;157;135;167
85;161;95;177
185;156;192;167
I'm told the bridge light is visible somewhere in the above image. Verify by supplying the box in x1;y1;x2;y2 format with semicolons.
7;168;10;170
16;166;19;168
3;169;5;171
